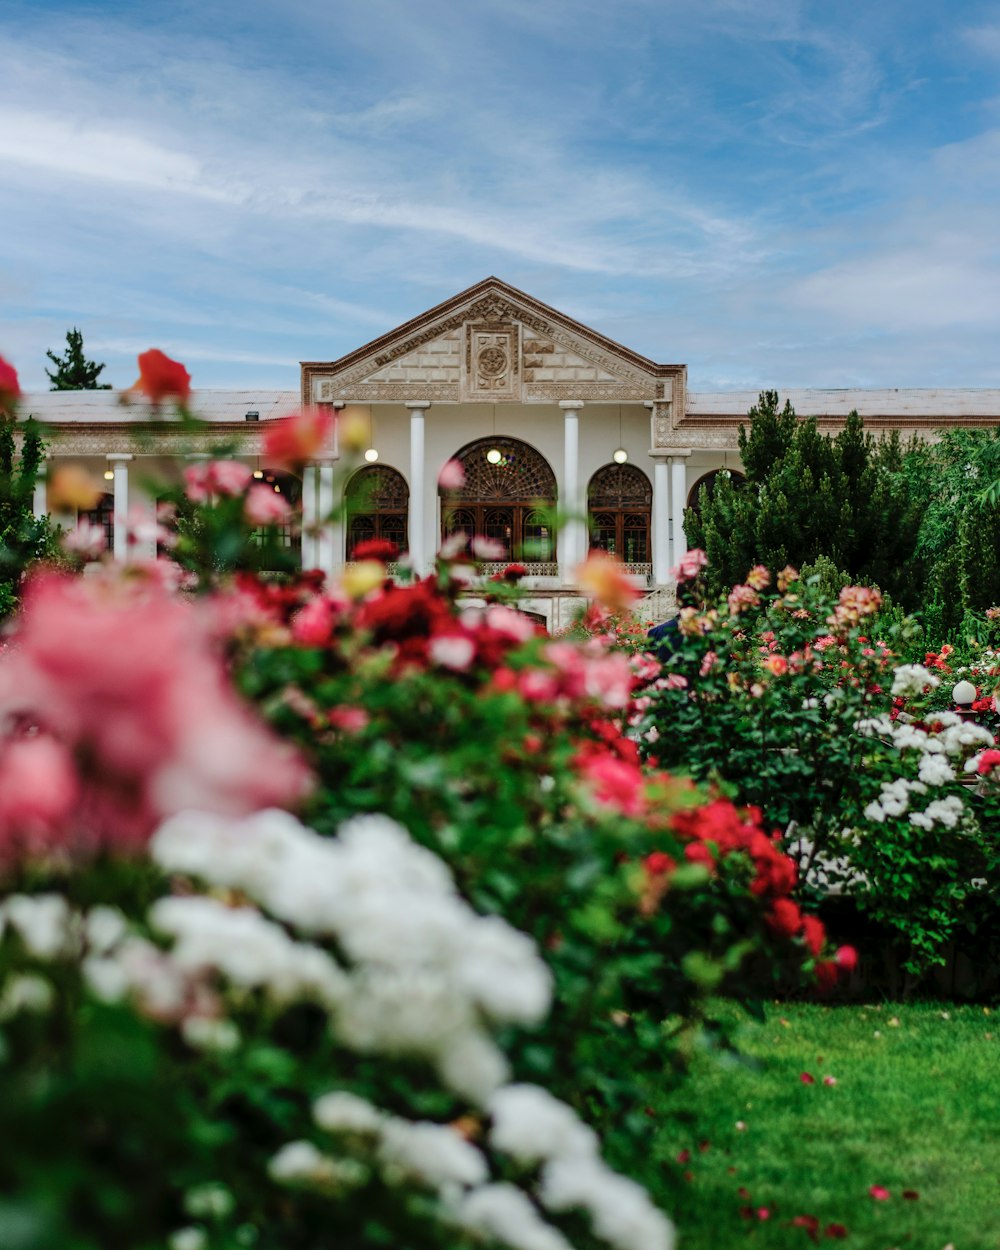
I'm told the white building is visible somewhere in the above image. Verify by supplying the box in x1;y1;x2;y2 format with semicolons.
22;277;1000;628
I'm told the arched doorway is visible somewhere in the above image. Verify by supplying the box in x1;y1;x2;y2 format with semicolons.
587;463;652;565
346;465;409;558
441;437;557;563
251;469;301;560
80;492;114;552
687;468;746;512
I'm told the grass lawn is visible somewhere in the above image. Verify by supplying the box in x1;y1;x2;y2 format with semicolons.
649;1001;1000;1250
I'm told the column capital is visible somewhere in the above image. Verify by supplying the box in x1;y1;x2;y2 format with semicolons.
405;401;432;412
106;452;134;462
648;447;693;459
559;399;585;411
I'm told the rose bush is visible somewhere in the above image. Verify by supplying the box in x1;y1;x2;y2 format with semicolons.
0;352;849;1246
634;554;1000;980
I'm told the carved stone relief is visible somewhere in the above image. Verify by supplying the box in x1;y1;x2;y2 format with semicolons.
463;322;519;400
314;287;663;402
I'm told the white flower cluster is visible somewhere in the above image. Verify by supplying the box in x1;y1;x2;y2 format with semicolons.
890;664;941;698
786;835;867;895
856;708;994;830
0;893;75;959
275;1082;674;1250
151;809;552;1103
4;812;676;1250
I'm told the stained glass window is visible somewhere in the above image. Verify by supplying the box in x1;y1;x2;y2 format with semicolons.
587;464;651;563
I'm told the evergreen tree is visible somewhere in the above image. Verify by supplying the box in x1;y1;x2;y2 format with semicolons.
685;392;926;604
0;417;60;618
45;328;112;390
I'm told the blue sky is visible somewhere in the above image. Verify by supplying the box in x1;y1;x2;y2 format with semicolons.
3;0;1000;392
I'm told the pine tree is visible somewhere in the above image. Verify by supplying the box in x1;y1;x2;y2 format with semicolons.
0;417;59;617
45;328;112;390
685;392;926;603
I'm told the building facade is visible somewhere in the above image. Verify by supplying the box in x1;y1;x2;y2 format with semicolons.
22;277;1000;628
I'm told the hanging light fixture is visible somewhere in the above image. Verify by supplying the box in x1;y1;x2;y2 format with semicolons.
613;403;628;464
364;405;379;462
486;403;502;464
253;455;264;479
103;468;114;481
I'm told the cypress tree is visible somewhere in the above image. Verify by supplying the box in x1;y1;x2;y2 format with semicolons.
45;328;112;390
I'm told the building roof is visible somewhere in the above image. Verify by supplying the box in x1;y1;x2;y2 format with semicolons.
20;385;1000;426
19;390;298;425
686;388;1000;421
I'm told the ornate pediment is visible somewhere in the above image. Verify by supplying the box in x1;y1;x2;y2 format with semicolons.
303;278;685;406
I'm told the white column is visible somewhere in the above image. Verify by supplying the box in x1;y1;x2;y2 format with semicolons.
670;453;691;569
406;402;430;575
559;399;584;583
32;457;48;519
301;464;317;570
316;460;336;578
107;454;132;562
651;455;670;585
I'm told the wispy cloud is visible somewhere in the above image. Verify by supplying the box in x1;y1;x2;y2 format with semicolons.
1;0;999;391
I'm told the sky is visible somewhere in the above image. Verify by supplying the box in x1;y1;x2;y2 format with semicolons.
2;0;1000;393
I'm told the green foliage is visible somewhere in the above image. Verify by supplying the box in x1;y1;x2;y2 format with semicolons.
637;566;1000;976
905;428;1000;631
685;393;926;606
45;328;111;390
0;417;61;619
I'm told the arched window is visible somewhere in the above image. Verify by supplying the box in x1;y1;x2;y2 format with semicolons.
587;464;652;564
441;437;557;561
687;468;746;512
80;492;114;552
251;470;301;557
346;465;408;558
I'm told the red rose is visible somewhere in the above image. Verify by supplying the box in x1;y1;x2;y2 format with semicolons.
835;945;858;972
684;842;715;870
977;748;1000;775
263;409;334;470
0;354;21;411
801;914;825;957
814;960;838;991
766;897;803;939
131;349;191;406
643;851;676;877
352;539;399;564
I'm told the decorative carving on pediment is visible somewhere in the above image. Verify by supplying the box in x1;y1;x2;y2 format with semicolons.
343;382;460;402
523;382;652;401
650;401;672;448
319;287;661;397
463;322;520;400
41;426;270;457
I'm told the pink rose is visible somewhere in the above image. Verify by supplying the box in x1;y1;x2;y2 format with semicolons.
210;460;253;496
438;459;466;490
245;484;293;526
429;631;476;671
0;574;310;858
0;735;79;862
670;548;708;581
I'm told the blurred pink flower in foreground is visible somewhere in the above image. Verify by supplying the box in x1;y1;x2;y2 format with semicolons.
438;459;466;490
244;483;293;526
0;574;310;862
